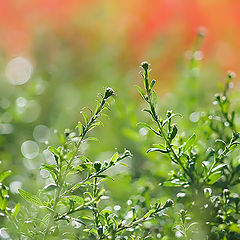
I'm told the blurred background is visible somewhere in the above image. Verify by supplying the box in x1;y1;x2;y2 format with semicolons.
1;0;240;220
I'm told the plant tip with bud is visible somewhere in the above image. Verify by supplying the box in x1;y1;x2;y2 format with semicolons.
123;149;132;157
141;61;150;71
104;87;115;99
198;26;207;38
164;199;174;208
227;71;236;79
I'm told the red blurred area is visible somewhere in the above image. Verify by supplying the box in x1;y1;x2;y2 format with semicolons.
0;0;93;55
1;0;240;70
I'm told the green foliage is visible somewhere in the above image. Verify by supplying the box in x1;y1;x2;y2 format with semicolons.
3;88;172;239
1;56;240;239
0;162;21;236
138;61;240;239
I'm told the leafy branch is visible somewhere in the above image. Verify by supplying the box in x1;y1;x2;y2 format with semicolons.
137;62;194;182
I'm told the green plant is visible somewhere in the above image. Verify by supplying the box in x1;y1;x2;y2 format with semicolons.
13;87;173;239
137;61;240;239
0;164;21;238
2;58;240;239
174;209;197;240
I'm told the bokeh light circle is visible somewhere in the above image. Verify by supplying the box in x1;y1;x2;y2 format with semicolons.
21;140;39;159
33;125;50;143
5;57;33;85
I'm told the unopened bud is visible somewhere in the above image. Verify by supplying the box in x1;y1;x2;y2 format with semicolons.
223;189;230;198
123;149;132;157
104;87;115;99
167;110;173;118
141;61;150;71
232;131;240;141
164;199;174;208
214;93;221;101
227;71;236;79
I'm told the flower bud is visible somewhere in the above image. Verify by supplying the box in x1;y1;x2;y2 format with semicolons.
167;110;173;118
123;149;132;158
164;199;174;208
104;87;115;99
227;71;236;79
232;131;240;141
94;161;102;172
141;61;149;71
223;189;230;198
214;93;221;101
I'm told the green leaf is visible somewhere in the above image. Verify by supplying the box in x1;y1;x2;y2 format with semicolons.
120;162;128;167
65;196;84;206
152;143;166;149
229;223;240;233
72;166;85;172
150;79;156;89
76;121;83;136
48;146;59;156
170;125;178;140
86;137;99;142
81;111;88;125
211;164;227;173
143;208;155;219
137;122;160;136
91;121;103;128
137;122;151;129
41;164;58;183
97;175;114;181
110;152;118;165
160;180;186;187
0;170;12;182
215;139;226;146
57;132;66;145
152;91;157;108
19;189;43;207
162;113;183;127
80;162;92;170
183;133;196;152
12;203;21;217
208;171;222;184
100;209;113;216
147;148;169;154
1;195;9;210
143;109;154;118
69;183;84;192
136;86;145;99
42;183;58;192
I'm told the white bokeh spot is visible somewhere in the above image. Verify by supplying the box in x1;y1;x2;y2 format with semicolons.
21;140;39;159
5;56;33;85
